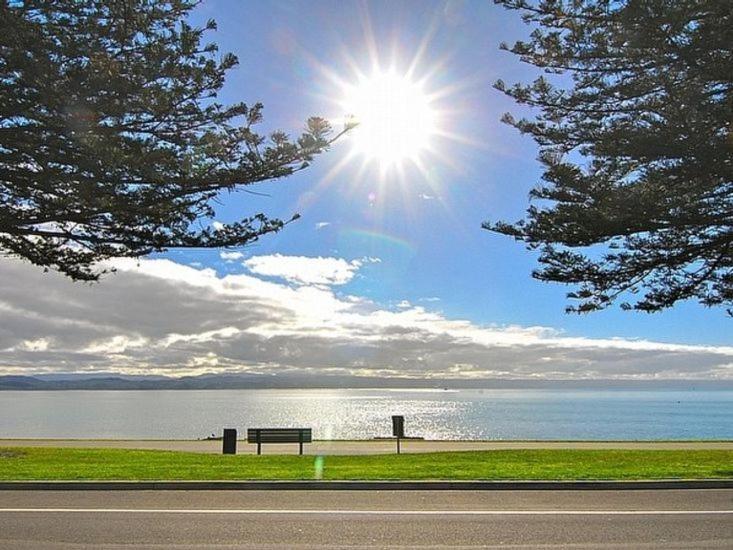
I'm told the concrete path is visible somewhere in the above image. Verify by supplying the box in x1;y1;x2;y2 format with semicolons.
2;438;732;454
1;489;731;548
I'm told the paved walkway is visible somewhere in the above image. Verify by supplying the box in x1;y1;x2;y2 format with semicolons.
1;439;731;455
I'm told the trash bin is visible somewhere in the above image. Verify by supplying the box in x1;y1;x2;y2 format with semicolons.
222;428;237;454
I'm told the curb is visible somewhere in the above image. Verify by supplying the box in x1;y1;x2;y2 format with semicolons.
1;480;731;491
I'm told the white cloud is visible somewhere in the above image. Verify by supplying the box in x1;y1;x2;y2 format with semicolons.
159;327;240;348
13;338;50;352
315;222;331;230
0;257;731;380
220;251;244;263
211;221;225;231
243;254;368;286
82;335;148;355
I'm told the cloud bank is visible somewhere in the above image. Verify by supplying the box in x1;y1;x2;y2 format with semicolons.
0;256;730;380
243;254;376;286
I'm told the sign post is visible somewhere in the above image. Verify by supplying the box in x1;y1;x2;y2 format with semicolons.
392;415;404;454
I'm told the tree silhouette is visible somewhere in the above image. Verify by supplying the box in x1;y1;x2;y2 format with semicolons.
1;0;342;280
485;0;732;314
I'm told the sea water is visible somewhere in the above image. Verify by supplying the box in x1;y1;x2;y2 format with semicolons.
0;388;731;440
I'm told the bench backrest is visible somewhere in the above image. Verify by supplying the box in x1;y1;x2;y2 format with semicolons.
247;428;312;443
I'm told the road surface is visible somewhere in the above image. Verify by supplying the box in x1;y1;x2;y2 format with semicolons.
1;489;731;548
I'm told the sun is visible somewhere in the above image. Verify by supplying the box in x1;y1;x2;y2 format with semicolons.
301;44;475;215
340;71;436;166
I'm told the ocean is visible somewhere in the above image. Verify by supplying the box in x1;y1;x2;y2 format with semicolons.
1;388;731;440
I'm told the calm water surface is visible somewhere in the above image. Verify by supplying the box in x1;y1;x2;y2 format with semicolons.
1;389;731;440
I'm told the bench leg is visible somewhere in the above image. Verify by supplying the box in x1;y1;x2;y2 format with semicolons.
299;441;303;455
257;442;261;455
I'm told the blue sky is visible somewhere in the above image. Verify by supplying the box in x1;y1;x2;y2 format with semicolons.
2;0;730;382
173;0;727;346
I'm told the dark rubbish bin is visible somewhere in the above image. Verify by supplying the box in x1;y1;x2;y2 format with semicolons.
222;428;237;454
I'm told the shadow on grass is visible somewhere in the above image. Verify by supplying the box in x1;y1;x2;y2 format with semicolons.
0;449;27;459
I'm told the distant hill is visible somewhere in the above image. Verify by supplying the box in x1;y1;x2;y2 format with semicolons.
0;375;45;390
0;374;729;391
0;374;268;390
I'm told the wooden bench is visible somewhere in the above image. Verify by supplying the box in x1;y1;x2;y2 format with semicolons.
247;428;312;455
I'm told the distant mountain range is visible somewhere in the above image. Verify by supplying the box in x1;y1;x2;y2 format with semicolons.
0;373;729;390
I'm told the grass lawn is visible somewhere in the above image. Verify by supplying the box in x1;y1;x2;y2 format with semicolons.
1;447;731;481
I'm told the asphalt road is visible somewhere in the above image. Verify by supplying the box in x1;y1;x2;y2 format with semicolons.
1;489;731;548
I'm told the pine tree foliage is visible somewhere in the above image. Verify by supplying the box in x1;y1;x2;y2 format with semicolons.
485;0;733;314
0;0;340;280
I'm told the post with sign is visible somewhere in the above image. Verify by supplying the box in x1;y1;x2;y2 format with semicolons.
392;415;404;454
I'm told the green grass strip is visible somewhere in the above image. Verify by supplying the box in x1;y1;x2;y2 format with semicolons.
1;447;731;481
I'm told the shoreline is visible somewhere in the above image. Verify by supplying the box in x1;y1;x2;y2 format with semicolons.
2;439;732;455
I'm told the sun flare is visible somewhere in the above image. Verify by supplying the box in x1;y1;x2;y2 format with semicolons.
341;71;436;166
303;41;474;217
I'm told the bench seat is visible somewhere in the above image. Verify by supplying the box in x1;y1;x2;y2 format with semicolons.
247;428;312;454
